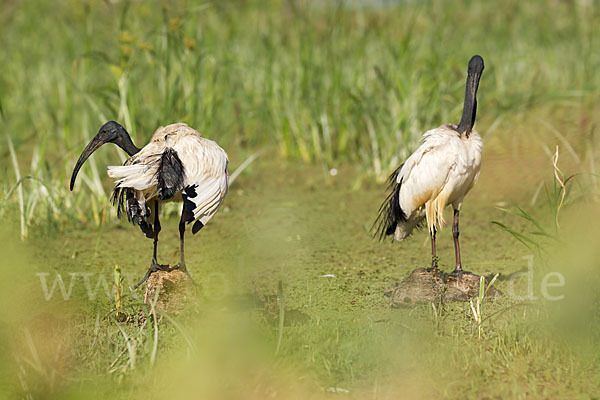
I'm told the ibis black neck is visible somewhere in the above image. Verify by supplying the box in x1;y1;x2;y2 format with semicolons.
456;72;480;136
456;55;484;137
117;134;141;156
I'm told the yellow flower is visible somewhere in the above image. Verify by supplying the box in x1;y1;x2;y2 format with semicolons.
119;30;134;43
169;17;181;32
136;41;153;51
184;37;196;51
119;43;133;58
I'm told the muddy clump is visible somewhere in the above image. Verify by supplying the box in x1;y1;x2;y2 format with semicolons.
385;268;501;307
143;269;195;314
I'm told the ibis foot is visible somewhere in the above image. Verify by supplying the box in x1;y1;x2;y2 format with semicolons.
425;259;443;280
425;267;446;282
425;266;439;273
172;262;187;272
134;259;170;290
171;262;198;286
442;268;478;283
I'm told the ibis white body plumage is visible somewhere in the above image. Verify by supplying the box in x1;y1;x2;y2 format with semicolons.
393;124;482;240
107;123;228;227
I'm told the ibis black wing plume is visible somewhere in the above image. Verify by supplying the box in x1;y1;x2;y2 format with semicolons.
372;164;407;241
70;121;141;191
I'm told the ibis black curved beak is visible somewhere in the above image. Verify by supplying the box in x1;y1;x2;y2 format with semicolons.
70;137;105;191
69;121;140;191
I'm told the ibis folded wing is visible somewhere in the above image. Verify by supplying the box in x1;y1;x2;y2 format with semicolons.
182;172;228;228
397;130;455;214
176;136;229;229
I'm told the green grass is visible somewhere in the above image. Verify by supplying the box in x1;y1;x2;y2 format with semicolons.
2;160;600;399
1;0;600;398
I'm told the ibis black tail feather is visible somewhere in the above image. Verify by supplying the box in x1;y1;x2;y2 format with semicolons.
111;187;153;237
372;164;407;240
155;148;185;200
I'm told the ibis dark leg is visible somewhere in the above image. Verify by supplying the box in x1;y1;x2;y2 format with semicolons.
152;202;161;262
173;205;196;284
134;201;167;289
177;217;187;272
428;228;438;271
452;209;462;273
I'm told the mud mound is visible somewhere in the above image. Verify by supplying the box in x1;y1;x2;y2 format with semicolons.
144;269;195;314
385;268;501;307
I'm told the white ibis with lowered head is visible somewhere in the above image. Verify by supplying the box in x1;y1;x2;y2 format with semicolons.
70;122;229;288
374;55;485;277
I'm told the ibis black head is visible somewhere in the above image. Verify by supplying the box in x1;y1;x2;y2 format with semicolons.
468;55;484;75
69;121;140;191
456;55;485;136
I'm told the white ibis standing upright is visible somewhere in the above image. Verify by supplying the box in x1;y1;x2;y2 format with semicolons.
70;122;229;288
375;55;485;276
